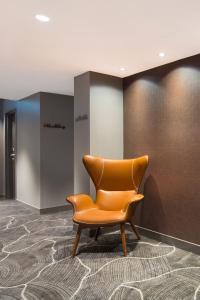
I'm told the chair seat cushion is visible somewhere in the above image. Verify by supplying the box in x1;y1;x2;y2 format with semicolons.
73;208;126;224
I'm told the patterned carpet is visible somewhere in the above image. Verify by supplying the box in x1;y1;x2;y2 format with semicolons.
0;199;200;300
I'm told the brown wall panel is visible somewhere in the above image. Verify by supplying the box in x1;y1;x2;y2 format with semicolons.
123;54;200;244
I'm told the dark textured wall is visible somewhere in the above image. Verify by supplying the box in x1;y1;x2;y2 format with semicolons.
123;54;200;245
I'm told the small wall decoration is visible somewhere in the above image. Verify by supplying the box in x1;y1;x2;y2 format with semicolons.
43;123;66;129
75;114;88;122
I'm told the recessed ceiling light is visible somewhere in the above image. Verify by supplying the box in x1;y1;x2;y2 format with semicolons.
159;52;165;58
35;14;50;22
120;67;126;71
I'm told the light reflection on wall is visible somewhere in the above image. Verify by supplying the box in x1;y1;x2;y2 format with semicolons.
16;95;40;208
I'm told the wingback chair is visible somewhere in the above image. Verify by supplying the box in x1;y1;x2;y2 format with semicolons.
66;155;148;257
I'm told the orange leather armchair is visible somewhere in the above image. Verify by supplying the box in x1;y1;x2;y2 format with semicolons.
66;155;148;257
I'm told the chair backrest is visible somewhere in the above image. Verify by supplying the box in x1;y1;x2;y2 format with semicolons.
83;155;148;192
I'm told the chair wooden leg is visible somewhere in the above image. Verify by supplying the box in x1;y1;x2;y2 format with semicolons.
129;220;141;240
120;223;127;256
72;225;82;257
95;227;100;241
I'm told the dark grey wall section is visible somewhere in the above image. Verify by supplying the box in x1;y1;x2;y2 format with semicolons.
1;100;18;197
40;93;74;209
17;93;41;208
0;100;4;196
123;54;200;245
3;100;18;114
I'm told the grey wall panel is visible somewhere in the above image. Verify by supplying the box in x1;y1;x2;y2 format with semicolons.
40;93;74;209
1;92;74;210
90;72;123;159
123;54;200;245
74;71;123;197
17;94;40;208
74;72;90;194
90;72;123;196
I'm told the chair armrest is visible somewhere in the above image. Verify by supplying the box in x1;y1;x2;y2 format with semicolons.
123;193;144;214
128;193;144;204
66;194;96;212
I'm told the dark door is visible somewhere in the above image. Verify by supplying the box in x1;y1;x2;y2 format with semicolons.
5;111;16;199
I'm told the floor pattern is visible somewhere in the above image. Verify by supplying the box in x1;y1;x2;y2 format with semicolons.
0;199;199;299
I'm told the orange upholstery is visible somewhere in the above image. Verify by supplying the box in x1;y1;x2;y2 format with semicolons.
96;190;143;212
67;194;96;212
74;209;126;224
66;155;148;256
83;155;148;192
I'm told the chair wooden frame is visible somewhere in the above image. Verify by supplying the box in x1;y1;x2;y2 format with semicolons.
71;214;141;257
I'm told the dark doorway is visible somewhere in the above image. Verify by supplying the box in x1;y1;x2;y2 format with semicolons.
5;111;16;199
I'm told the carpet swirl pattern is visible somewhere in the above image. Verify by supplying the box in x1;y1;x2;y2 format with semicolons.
0;200;199;300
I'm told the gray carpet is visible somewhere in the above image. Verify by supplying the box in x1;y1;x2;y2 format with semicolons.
0;200;200;300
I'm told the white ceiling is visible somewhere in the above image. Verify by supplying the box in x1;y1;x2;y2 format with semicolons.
1;0;200;100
